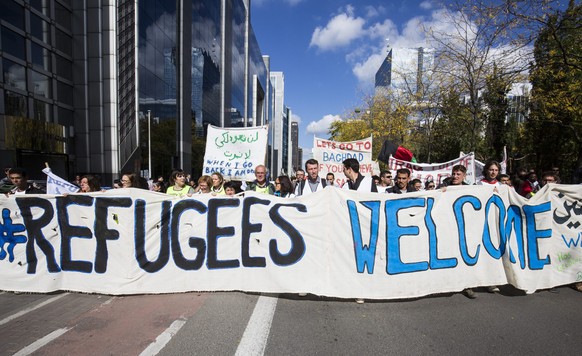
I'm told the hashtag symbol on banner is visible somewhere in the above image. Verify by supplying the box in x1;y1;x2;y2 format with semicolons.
0;208;27;263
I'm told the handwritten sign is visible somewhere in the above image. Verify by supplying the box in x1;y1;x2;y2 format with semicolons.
203;125;268;181
313;136;373;187
1;184;581;298
388;153;478;185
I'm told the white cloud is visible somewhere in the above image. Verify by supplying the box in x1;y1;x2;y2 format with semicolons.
291;112;302;123
285;0;305;5
306;114;341;134
352;52;386;83
420;1;434;10
309;8;367;51
364;5;386;19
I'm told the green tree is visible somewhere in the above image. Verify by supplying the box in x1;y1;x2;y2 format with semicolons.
526;0;582;182
482;64;510;161
429;87;474;162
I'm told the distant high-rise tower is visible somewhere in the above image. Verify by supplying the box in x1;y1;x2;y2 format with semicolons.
375;47;434;96
291;121;299;171
269;72;291;175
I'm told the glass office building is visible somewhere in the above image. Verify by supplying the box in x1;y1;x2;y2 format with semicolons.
0;0;272;183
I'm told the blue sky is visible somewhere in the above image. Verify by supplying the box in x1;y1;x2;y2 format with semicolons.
250;0;446;159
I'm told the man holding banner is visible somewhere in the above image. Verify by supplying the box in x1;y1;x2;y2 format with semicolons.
245;165;275;195
386;168;415;194
341;158;377;193
295;159;326;196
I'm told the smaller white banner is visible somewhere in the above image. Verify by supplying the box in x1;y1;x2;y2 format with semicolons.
388;153;477;185
202;125;269;181
42;168;79;194
313;136;373;187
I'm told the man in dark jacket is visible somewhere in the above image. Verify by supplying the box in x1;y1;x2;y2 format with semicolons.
386;168;416;194
7;167;45;195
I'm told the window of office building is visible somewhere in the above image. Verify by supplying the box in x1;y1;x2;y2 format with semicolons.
55;54;72;81
31;42;51;71
30;13;51;43
0;1;24;29
1;27;26;59
3;58;27;91
31;70;51;99
4;91;27;117
57;81;73;106
30;0;50;16
32;99;51;121
55;28;72;55
55;1;71;32
57;106;73;126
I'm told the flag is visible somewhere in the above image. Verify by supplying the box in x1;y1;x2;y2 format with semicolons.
377;140;416;163
42;168;79;194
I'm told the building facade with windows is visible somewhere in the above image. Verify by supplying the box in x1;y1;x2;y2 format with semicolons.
0;0;273;184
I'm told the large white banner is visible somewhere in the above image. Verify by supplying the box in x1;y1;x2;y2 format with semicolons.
388;153;478;185
1;185;582;299
313;136;373;187
202;125;269;181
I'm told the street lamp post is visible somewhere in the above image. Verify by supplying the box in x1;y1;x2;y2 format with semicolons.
147;110;152;179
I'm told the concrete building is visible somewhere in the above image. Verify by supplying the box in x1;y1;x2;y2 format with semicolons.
0;0;272;184
269;71;292;176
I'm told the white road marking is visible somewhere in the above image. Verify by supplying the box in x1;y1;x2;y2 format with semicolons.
0;293;68;326
235;295;278;356
13;327;70;356
139;318;188;356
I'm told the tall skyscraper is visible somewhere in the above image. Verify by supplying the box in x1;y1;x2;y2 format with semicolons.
291;121;300;171
269;71;291;176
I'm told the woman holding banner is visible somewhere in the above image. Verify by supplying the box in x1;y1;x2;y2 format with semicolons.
274;176;295;198
79;175;101;192
166;169;195;197
194;175;212;194
210;172;226;196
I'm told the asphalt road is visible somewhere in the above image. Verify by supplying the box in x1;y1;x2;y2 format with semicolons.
0;286;580;355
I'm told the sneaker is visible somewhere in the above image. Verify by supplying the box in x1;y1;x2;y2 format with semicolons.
355;298;365;304
487;286;500;293
463;288;477;299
